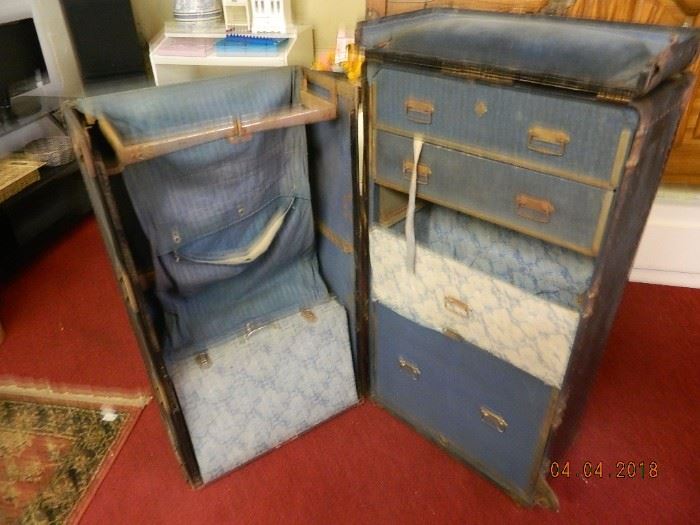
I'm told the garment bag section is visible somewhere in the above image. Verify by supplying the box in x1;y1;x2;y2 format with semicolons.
77;68;358;483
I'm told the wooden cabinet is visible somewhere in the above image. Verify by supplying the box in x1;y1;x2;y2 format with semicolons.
366;0;700;184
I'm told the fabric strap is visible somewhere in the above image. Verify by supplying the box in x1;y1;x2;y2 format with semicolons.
405;135;424;273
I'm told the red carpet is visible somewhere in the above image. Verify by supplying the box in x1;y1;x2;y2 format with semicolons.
1;217;698;524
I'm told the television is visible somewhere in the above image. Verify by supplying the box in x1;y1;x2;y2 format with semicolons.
0;17;49;122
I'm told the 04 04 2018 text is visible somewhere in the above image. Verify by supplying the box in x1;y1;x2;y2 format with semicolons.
549;461;659;479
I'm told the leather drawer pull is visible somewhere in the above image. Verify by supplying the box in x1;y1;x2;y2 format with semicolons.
515;193;555;223
405;98;434;124
398;356;421;380
527;125;570;156
402;160;431;185
444;295;470;318
480;406;508;433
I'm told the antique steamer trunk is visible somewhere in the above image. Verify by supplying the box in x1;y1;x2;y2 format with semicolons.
65;9;698;508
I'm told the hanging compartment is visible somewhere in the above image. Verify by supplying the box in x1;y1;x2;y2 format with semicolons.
66;67;359;485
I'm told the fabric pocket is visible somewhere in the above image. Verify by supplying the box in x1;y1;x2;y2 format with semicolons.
158;196;314;297
177;197;294;266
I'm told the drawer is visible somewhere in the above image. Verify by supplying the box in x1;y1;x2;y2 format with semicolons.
371;203;595;311
374;131;613;255
372;302;556;495
372;67;638;188
370;226;579;388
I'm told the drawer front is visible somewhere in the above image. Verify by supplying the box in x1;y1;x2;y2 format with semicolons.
373;66;638;188
370;227;579;388
375;131;613;255
372;302;555;495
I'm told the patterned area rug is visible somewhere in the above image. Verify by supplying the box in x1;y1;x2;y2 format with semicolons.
0;382;149;524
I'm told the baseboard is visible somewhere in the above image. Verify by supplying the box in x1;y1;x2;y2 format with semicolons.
629;268;700;288
631;186;700;289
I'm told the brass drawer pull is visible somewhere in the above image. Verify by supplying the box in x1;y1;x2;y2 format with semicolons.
480;406;508;433
405;97;434;124
398;356;421;380
444;295;470;318
442;327;465;342
402;160;431;184
528;125;570;156
515;193;555;224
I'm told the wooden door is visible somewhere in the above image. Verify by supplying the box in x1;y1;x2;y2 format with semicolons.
365;0;700;184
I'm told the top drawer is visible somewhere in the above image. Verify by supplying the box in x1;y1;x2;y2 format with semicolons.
372;66;639;189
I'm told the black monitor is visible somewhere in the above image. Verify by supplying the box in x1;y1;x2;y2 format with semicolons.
0;18;49;122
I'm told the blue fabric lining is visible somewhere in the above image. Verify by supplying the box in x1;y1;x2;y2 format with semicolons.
388;205;594;310
79;68;332;353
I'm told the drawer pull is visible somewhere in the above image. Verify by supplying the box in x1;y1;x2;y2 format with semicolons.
515;193;555;224
398;356;421;380
528;126;570;156
480;406;508;433
402;160;431;184
442;328;465;342
405;98;434;124
444;295;470;318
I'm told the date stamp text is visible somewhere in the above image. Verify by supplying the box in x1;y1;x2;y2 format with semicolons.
549;461;658;479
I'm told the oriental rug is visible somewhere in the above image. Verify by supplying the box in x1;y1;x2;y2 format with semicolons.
0;382;149;524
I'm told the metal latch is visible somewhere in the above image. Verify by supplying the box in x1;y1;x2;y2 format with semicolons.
195;352;212;369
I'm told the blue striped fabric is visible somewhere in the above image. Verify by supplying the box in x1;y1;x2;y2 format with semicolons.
79;68;331;354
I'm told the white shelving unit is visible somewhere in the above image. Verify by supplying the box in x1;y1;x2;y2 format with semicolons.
149;25;313;86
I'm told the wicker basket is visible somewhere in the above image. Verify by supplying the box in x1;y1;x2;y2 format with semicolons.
24;136;75;167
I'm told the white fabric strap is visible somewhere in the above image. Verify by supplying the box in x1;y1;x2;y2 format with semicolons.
405;135;424;273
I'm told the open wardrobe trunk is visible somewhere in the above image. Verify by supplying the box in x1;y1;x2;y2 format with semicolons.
65;9;698;508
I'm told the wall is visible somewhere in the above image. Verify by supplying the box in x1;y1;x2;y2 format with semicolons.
292;0;366;56
129;0;172;45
